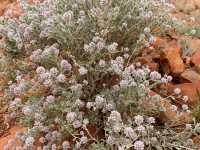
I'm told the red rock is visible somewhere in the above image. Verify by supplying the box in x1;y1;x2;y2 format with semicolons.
192;50;200;64
152;37;167;48
0;125;26;149
0;91;4;97
173;81;200;106
0;0;11;16
192;50;200;71
137;56;159;71
6;2;23;18
181;69;200;82
174;0;196;13
194;0;200;8
179;36;200;54
159;100;177;122
193;135;200;148
163;44;185;74
159;100;192;124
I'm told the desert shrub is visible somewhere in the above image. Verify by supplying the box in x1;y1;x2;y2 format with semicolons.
0;0;173;57
0;0;198;149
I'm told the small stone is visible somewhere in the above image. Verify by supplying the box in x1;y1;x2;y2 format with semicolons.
181;69;200;82
173;81;200;106
175;0;196;13
162;44;185;74
192;50;200;72
194;0;200;8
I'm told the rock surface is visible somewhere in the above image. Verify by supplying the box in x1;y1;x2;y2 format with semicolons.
181;69;200;82
192;50;200;71
173;81;200;106
162;43;185;74
0;126;26;148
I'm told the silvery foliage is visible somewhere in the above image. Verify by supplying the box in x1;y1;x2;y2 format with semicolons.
0;0;173;56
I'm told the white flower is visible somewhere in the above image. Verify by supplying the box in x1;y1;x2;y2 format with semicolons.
119;80;129;89
150;71;161;80
113;123;122;133
187;139;194;146
10;97;21;108
95;95;106;109
70;84;83;94
14;97;22;103
60;60;72;71
75;142;81;149
116;56;124;64
113;85;120;91
47;44;59;56
183;96;189;102
135;69;146;77
96;40;105;51
182;104;189;111
63;10;74;24
111;57;124;74
36;66;46;74
134;115;144;125
118;146;125;150
161;77;168;83
79;10;86;18
73;120;82;128
106;136;115;145
149;36;156;44
144;27;150;34
16;75;22;81
174;88;181;95
42;145;49;150
25;137;35;146
83;118;89;125
190;29;196;35
167;76;173;82
105;104;114;111
66;112;77;123
79;66;88;75
51;144;57;150
83;80;88;85
84;44;93;53
75;99;85;108
43;79;53;87
99;60;106;67
111;63;123;74
185;124;192;130
50;67;59;77
124;127;137;140
46;95;55;103
123;53;129;59
80;136;88;144
136;62;141;67
147;117;155;124
122;22;127;29
108;42;118;53
86;102;94;109
134;140;145;150
56;74;65;83
170;105;177;112
137;125;146;133
22;106;32;116
62;141;70;149
108;111;122;123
